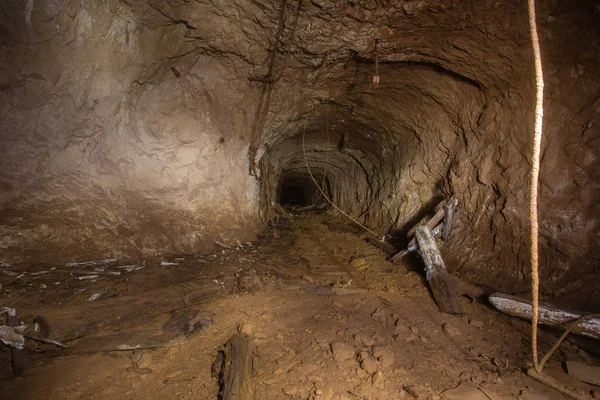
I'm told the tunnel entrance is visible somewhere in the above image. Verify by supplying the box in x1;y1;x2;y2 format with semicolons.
277;171;329;207
259;117;404;227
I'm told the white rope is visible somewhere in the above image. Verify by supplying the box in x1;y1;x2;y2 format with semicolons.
527;0;545;374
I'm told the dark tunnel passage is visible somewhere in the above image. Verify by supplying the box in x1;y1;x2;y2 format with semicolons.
277;171;330;207
260;114;405;230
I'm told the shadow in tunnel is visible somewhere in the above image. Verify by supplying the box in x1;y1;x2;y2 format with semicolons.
277;171;331;208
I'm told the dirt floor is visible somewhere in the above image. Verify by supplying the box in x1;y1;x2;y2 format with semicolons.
1;211;599;400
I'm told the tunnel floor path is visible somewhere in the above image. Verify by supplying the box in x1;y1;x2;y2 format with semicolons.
1;212;595;399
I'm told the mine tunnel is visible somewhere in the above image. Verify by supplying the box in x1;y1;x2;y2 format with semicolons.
1;0;600;399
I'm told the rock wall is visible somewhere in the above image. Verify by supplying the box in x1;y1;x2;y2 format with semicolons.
0;0;598;308
0;0;277;262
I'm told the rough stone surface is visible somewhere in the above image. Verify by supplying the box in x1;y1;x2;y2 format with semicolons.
0;0;599;308
331;342;355;362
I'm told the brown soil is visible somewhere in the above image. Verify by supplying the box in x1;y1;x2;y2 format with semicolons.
1;212;599;400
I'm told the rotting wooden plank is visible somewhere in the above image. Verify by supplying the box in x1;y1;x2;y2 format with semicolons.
489;293;600;340
415;226;463;315
39;282;222;342
217;328;255;400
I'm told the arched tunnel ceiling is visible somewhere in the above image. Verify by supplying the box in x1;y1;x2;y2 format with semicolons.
0;0;599;308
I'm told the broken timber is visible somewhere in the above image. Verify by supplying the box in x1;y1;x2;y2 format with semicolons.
415;226;463;315
215;328;255;400
390;224;442;263
390;196;456;263
489;293;600;340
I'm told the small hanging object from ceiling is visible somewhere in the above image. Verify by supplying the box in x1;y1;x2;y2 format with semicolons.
373;54;380;86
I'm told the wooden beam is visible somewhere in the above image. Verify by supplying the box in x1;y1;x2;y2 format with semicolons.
217;329;255;400
489;293;600;340
415;226;463;315
391;197;456;263
442;196;456;241
390;224;442;263
406;203;446;240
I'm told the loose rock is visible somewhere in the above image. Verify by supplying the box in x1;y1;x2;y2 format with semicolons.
372;371;385;389
443;323;461;337
470;320;484;329
331;342;355;362
361;357;378;375
282;384;298;396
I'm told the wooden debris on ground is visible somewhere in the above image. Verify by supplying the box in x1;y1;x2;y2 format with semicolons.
69;269;121;276
23;334;69;349
415;226;463;315
214;325;255;400
6;308;25;375
489;293;600;340
38;281;223;342
65;258;118;268
66;308;210;353
390;196;456;263
0;324;24;350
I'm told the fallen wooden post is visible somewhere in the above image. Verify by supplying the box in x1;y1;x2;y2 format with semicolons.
391;197;456;263
415;226;463;315
7;308;24;376
215;326;255;400
390;224;442;263
489;293;600;340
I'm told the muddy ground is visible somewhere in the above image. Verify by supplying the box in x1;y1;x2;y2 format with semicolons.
1;211;599;400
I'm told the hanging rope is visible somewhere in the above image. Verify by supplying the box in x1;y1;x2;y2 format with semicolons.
527;2;590;399
302;115;385;239
309;116;331;206
527;0;545;374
